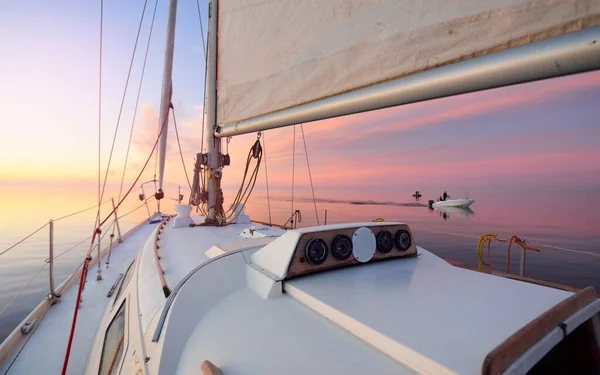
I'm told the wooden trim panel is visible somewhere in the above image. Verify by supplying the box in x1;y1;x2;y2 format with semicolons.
287;224;417;279
481;286;598;375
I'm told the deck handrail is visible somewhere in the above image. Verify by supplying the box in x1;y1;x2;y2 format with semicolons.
152;247;249;343
0;195;153;329
0;217;150;367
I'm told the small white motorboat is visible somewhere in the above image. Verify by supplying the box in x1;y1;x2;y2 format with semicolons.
431;198;475;209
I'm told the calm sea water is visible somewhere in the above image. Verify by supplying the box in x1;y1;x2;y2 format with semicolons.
0;184;599;342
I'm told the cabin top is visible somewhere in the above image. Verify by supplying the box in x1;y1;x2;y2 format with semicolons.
142;221;600;375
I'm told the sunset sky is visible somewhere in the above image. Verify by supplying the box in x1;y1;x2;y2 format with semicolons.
1;1;599;203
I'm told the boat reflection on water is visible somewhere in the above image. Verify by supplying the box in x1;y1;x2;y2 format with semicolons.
433;205;474;221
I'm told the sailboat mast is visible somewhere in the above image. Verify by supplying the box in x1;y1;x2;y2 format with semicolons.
202;0;222;224
156;0;178;201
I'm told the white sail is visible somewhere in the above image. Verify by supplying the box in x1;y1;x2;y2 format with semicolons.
216;0;600;135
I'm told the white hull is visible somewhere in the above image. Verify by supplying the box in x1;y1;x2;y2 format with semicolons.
432;198;474;209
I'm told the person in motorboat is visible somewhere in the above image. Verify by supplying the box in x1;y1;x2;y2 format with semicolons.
443;191;450;200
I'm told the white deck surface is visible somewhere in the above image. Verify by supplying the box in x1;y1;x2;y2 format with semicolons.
285;248;573;374
160;220;256;287
177;287;414;375
3;217;583;375
172;244;574;375
0;222;157;375
137;218;282;335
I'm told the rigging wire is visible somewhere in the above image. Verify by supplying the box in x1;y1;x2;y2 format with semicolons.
62;103;172;375
172;108;192;190
0;199;113;258
98;0;149;210
0;224;118;364
197;0;208;189
190;3;209;214
0;223;48;257
262;132;273;224
54;199;112;222
96;0;104;253
118;0;160;203
195;0;207;57
291;126;296;220
54;221;116;261
117;196;155;219
300;124;319;225
90;106;171;256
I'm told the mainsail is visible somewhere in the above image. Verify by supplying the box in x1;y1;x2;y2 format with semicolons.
214;0;600;137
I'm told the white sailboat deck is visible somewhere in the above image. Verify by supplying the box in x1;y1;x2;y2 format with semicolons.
2;213;599;375
147;222;587;375
0;222;158;375
136;217;283;335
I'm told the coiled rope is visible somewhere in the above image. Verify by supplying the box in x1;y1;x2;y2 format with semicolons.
225;136;263;224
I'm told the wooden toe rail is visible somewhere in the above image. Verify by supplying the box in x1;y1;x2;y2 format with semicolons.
482;286;598;375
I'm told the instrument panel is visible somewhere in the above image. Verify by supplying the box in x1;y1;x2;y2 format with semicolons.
286;223;417;279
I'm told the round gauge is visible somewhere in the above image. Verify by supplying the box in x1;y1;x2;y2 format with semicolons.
331;234;353;260
376;230;394;253
305;238;329;265
395;229;412;251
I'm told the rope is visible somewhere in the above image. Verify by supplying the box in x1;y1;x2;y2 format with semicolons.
300;124;319;225
0;223;48;257
262;132;272;224
506;236;540;274
291;126;296;220
477;234;501;270
189;154;205;210
61;102;171;375
172;107;192;190
226;138;263;223
118;0;159;203
415;226;600;260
